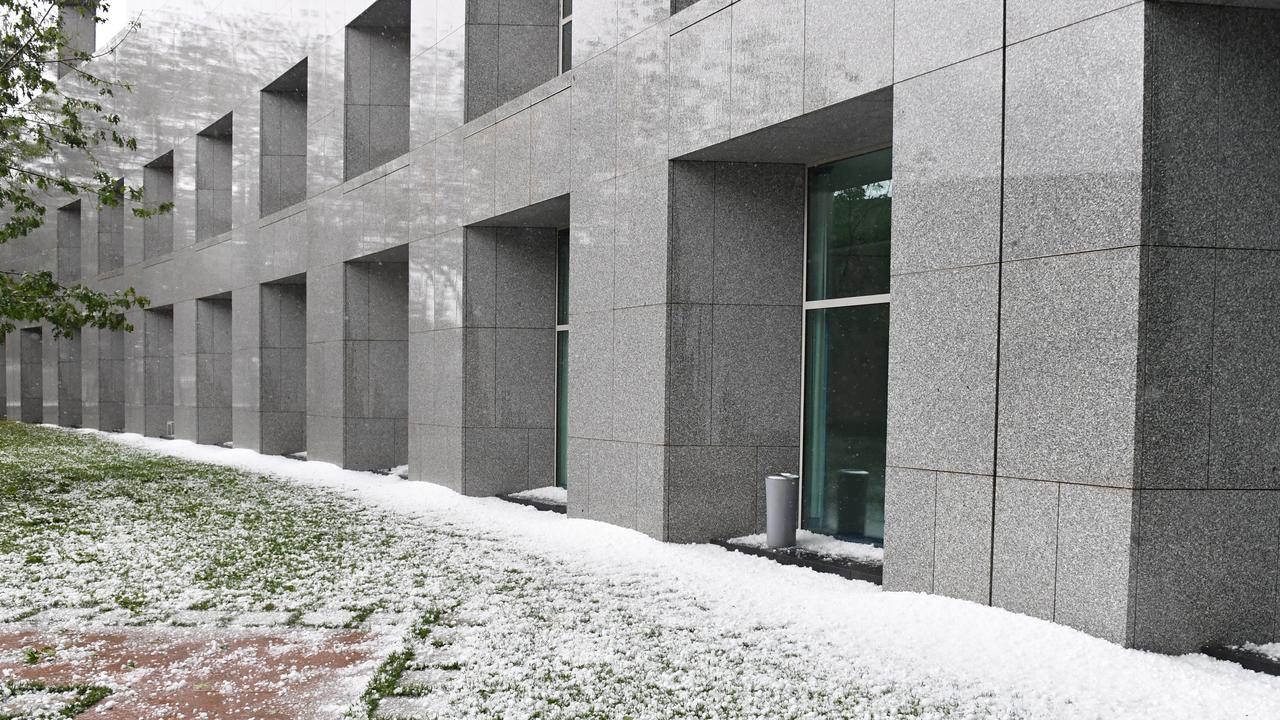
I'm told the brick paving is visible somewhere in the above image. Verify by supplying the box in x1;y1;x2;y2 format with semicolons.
0;624;389;719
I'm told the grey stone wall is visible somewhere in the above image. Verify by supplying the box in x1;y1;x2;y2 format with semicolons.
143;307;174;438
342;256;409;471
57;335;82;428
97;189;125;273
196;116;234;242
143;153;174;260
1130;1;1280;653
195;297;233;444
458;226;557;496
56;203;81;284
260;61;309;218
345;0;411;181
97;330;126;432
464;0;560;121
20;328;43;424
259;281;307;455
663;161;805;542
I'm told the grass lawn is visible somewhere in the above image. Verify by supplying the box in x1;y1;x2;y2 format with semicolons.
2;422;1278;720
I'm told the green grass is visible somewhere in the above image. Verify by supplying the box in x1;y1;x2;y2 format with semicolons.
0;421;444;618
0;682;111;720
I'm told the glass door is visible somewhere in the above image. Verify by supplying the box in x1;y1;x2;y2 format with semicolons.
802;148;892;543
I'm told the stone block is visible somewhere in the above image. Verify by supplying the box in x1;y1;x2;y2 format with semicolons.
886;264;999;476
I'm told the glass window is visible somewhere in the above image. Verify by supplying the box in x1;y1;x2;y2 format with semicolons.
557;228;570;326
801;147;892;544
802;304;889;541
556;330;569;488
560;0;573;73
805;148;892;301
555;228;570;488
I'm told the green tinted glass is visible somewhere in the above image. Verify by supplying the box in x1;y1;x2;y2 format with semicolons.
806;148;892;301
557;228;570;326
555;330;569;488
802;304;889;541
561;21;572;73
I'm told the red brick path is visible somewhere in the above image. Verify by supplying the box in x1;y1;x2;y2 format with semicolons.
1;626;388;719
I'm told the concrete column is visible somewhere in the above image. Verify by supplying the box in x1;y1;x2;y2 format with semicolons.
883;3;1148;645
81;326;98;430
882;46;1003;606
306;263;346;465
1126;2;1280;653
40;327;57;424
57;334;82;427
231;285;263;452
124;309;145;434
172;300;197;439
409;232;465;488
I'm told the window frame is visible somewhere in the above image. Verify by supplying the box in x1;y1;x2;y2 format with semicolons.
798;143;894;542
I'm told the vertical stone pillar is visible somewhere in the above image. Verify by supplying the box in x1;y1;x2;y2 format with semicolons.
81;324;98;430
171;300;197;439
124;309;145;434
306;263;346;465
56;334;82;427
40;327;57;424
231;286;262;451
409;232;465;488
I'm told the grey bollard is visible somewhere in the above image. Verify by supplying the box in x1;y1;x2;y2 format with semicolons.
765;473;800;549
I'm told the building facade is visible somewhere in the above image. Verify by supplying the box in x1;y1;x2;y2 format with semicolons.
2;0;1278;654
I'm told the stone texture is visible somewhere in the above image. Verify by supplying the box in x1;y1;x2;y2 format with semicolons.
1208;250;1280;490
882;467;936;593
996;249;1140;487
1003;6;1144;261
1007;0;1137;44
991;477;1059;620
803;0;892;111
886;265;998;477
893;0;1002;81
669;6;731;158
1053;484;1134;644
891;53;1002;275
666;445;756;543
728;0;803;137
932;473;993;604
1132;489;1279;653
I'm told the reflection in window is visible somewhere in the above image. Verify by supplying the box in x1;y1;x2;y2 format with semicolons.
555;227;570;488
560;0;573;73
801;147;892;543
